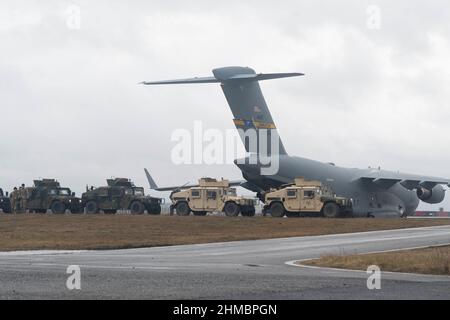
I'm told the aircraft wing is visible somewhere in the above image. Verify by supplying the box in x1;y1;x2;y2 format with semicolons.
356;169;450;190
144;168;245;191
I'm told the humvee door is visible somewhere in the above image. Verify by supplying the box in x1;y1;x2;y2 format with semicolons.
284;188;300;212
205;189;219;211
97;187;113;210
301;188;321;212
189;188;203;211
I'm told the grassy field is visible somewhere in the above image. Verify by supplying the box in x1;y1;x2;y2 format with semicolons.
0;214;449;251
302;245;450;276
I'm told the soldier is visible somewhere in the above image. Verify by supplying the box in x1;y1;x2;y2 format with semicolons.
10;187;20;213
19;184;27;213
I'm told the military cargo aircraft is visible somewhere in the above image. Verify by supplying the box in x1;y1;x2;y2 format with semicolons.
142;66;450;217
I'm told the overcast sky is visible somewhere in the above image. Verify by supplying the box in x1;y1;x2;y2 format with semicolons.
1;0;449;210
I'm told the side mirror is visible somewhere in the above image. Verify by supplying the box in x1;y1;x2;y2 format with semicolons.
6;192;9;197
72;192;75;197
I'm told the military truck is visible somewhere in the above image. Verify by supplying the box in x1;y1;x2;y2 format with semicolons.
170;178;256;217
0;188;11;214
81;178;162;215
263;178;353;218
14;179;82;214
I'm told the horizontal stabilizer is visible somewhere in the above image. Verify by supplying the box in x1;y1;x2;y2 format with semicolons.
141;72;304;86
141;77;219;85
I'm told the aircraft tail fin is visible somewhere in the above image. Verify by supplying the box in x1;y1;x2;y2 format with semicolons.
142;66;304;156
144;168;158;190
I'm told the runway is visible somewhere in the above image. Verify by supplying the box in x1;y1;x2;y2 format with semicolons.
1;225;450;299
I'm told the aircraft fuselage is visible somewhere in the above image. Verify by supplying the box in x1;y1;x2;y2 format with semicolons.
236;155;420;217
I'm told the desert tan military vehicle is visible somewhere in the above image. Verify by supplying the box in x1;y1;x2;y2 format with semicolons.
170;178;256;217
263;178;353;218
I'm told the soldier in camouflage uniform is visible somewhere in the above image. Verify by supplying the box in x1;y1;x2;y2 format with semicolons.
10;187;20;213
19;184;27;213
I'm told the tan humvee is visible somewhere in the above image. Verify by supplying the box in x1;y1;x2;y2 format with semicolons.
170;178;256;217
263;178;353;218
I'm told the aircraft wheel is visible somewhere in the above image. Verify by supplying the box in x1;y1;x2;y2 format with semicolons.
85;201;99;214
51;201;66;214
176;202;191;216
269;202;286;218
130;201;145;215
322;202;339;218
224;202;240;217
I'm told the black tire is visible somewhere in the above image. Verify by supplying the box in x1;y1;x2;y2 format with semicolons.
51;201;66;215
193;211;207;216
175;202;191;216
224;202;240;217
3;206;12;214
147;205;162;215
130;201;145;215
322;202;340;218
85;201;99;214
270;202;285;218
241;207;255;217
104;209;117;215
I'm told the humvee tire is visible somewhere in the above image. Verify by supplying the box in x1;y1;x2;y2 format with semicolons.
104;209;117;215
193;211;207;216
147;205;161;215
130;201;145;215
175;202;190;216
241;207;255;217
322;202;339;218
85;201;99;214
51;201;66;214
3;206;12;214
269;202;285;218
224;201;240;217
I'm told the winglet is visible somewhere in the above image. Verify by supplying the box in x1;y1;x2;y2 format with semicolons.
144;168;158;190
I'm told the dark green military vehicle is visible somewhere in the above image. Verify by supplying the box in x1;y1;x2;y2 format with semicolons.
0;188;12;213
22;179;82;214
81;178;162;215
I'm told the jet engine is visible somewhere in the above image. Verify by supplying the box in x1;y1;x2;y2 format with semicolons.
416;185;446;204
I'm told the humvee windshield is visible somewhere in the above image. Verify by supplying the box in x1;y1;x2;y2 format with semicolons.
224;188;237;196
59;189;71;196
